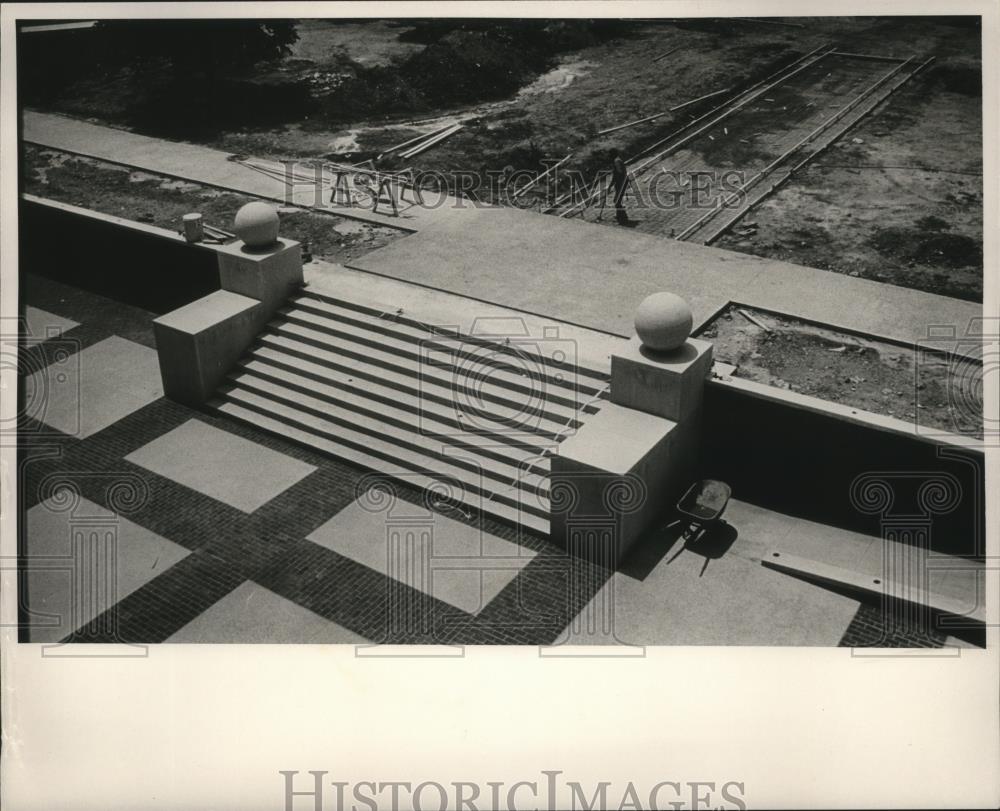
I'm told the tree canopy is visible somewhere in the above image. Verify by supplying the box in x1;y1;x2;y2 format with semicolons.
95;19;298;79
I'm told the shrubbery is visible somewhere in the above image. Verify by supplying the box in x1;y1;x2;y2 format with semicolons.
316;20;631;125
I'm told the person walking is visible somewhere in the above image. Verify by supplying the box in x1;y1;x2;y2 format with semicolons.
610;149;632;225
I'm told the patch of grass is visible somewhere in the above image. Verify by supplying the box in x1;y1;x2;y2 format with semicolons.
915;214;951;231
869;225;982;269
928;63;981;97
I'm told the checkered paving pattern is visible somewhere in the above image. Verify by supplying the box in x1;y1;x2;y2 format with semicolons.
16;277;612;645
15;275;953;647
23;489;191;642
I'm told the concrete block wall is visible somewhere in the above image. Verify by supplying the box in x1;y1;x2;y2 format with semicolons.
215;238;303;325
552;336;712;566
153;291;262;406
154;230;303;406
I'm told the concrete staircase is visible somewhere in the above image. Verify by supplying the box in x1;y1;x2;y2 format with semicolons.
209;286;610;534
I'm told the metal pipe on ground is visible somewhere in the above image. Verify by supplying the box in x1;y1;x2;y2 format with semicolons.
626;44;834;168
830;51;910;63
382;123;454;156
678;56;916;240
733;17;806;28
400;124;462;158
701;55;936;244
704;68;935;245
652;46;681;63
512;154;573;199
668;86;732;112
597;112;669;137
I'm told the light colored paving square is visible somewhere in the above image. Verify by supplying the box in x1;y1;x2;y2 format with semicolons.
166;581;365;644
23;306;79;338
125;419;316;513
23;490;190;642
307;500;536;615
27;335;163;438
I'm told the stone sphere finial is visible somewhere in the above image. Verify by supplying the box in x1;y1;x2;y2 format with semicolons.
233;202;279;248
634;292;693;352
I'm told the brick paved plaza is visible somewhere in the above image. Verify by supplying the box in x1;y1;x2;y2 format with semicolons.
17;276;612;645
16;274;980;649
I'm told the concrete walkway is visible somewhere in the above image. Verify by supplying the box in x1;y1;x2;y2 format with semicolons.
304;259;628;374
22;110;477;231
25;110;982;356
562;497;983;646
351;205;983;354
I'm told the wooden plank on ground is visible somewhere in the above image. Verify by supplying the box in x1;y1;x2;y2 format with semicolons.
763;549;985;624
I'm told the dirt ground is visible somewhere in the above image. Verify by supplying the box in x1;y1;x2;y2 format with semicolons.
200;19;985;305
700;305;983;437
287;19;424;67
713;54;983;301
22;17;983;301
21;146;406;264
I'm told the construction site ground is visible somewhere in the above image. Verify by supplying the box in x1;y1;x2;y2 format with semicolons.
24;17;982;301
711;66;983;302
28;17;982;301
20;119;982;426
700;305;984;437
20;145;408;265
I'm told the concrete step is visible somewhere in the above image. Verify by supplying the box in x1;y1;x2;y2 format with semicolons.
239;355;559;453
277;307;605;411
211;394;551;534
220;377;552;493
204;286;619;535
296;287;612;387
264;321;595;421
248;343;578;442
231;361;556;474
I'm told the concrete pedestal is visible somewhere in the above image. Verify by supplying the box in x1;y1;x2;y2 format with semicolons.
552;404;702;565
153;290;261;406
216;237;303;324
610;336;713;421
551;336;712;566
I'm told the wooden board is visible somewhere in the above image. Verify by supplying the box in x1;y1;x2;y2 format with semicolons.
763;549;985;625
